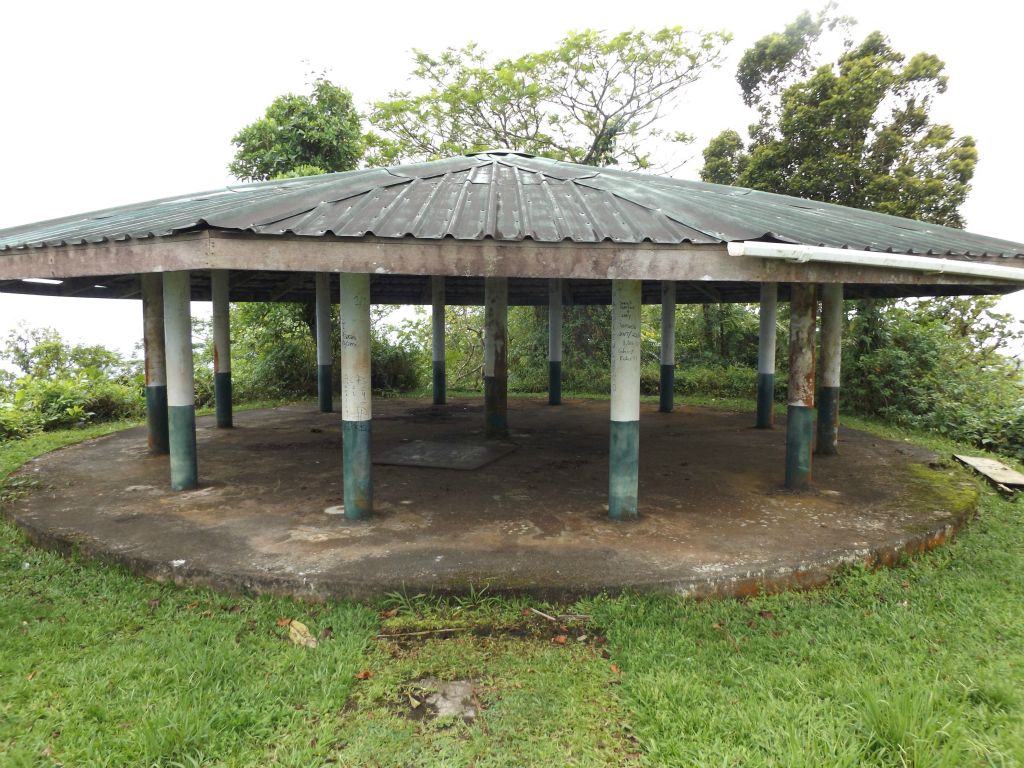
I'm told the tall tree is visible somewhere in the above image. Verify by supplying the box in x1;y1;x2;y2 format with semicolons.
367;27;730;168
701;9;976;227
229;77;364;181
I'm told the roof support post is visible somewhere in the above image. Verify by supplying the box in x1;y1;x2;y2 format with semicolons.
340;272;373;520
659;281;676;413
211;269;232;428
141;273;168;454
816;283;843;456
610;279;642;520
432;276;446;405
163;271;198;491
548;278;562;406
785;283;817;490
484;276;508;438
756;282;778;429
315;272;333;413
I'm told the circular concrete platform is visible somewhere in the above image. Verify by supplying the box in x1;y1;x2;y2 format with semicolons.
5;399;977;600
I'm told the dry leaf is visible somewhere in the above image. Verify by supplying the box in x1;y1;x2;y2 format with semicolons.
711;622;723;630
276;617;292;627
380;608;399;619
355;670;373;680
226;604;242;614
287;620;318;648
758;610;775;620
610;663;621;674
551;634;567;645
25;671;36;681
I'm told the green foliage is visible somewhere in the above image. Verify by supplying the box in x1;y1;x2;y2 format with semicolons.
0;327;144;434
844;297;1024;457
229;302;318;400
228;77;363;181
367;27;729;168
702;12;975;227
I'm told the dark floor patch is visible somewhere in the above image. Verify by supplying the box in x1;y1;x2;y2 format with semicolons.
375;440;517;470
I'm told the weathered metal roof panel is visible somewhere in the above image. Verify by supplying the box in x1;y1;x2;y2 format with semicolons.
2;151;1023;259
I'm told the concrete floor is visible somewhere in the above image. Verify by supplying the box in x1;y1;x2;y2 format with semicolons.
6;398;978;600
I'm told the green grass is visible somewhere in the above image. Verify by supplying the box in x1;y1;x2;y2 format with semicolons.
1;406;1022;766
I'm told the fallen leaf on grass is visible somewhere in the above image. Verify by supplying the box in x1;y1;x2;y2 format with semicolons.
355;670;373;680
711;622;723;630
319;626;334;641
276;617;292;627
287;620;318;648
25;671;36;681
758;610;775;620
147;599;161;611
380;608;399;619
225;604;242;614
551;634;567;645
610;663;621;674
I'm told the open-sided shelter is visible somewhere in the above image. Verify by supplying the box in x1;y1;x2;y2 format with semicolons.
1;150;1022;521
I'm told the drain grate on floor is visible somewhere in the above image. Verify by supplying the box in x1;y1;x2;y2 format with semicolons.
374;440;516;470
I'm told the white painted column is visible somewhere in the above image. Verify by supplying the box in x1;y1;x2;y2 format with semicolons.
162;271;198;490
211;269;232;428
817;283;844;455
659;280;676;413
548;278;562;405
141;273;168;454
484;276;508;437
756;282;778;429
432;275;446;405
609;279;642;520
315;272;333;413
340;272;373;519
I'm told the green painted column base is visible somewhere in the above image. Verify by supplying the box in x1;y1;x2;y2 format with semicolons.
318;365;333;413
168;404;198;491
548;360;561;405
342;419;373;520
756;372;775;429
484;375;508;438
432;361;446;405
214;371;232;428
145;384;169;454
816;386;840;456
659;364;674;413
785;405;814;490
609;420;640;520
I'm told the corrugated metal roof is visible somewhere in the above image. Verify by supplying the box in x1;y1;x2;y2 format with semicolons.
2;150;1022;258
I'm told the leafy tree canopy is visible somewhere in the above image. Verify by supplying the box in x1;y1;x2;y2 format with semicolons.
228;77;364;181
367;27;730;168
702;8;975;227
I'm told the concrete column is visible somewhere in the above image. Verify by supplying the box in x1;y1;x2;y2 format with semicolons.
816;283;843;456
211;270;232;429
756;282;778;429
659;281;676;413
484;276;508;438
141;273;168;454
315;272;333;413
610;279;642;521
548;278;562;405
432;276;446;405
340;272;373;520
163;271;198;491
785;283;817;490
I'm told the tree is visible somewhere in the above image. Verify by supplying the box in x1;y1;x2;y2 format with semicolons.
701;9;976;227
702;11;1024;457
228;77;364;181
367;27;730;168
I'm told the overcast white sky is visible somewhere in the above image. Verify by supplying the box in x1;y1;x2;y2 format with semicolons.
1;0;1022;357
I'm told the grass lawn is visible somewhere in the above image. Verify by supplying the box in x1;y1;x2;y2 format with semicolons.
1;405;1021;766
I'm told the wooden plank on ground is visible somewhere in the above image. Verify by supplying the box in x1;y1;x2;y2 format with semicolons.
954;454;1024;489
